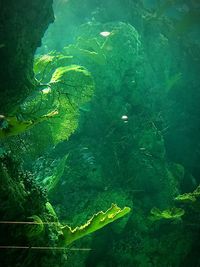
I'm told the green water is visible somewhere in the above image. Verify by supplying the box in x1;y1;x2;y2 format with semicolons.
0;0;200;266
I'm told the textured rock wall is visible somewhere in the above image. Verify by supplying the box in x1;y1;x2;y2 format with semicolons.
0;0;54;113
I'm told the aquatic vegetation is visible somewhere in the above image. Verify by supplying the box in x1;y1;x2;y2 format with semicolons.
175;184;200;203
36;155;68;194
45;201;58;220
64;37;107;65
1;0;200;266
34;52;73;83
50;64;94;105
137;127;166;159
0;156;26;212
5;62;95;153
26;215;44;238
150;207;185;221
34;54;55;79
0;110;58;139
48;65;94;143
25;203;130;246
45;202;64;237
63;21;141;77
61;204;131;245
175;192;196;203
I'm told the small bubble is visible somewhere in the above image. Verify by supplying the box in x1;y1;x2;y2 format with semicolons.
100;31;111;37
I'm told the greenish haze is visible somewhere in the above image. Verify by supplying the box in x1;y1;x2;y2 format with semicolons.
0;0;200;267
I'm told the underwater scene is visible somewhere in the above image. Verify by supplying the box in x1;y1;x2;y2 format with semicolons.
0;0;200;266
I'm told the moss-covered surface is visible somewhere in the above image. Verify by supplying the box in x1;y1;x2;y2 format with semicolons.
0;0;54;114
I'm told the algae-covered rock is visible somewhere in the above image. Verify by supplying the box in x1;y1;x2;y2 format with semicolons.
0;0;54;113
0;158;27;213
137;127;166;159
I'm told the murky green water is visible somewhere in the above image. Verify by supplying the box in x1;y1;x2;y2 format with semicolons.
1;1;200;266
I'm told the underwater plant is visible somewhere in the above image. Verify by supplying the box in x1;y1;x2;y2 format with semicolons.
64;37;107;65
0;62;95;159
2;0;200;265
36;155;68;194
25;203;131;246
26;215;44;239
175;184;200;203
0;110;58;139
34;52;73;83
60;203;131;245
149;206;185;221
